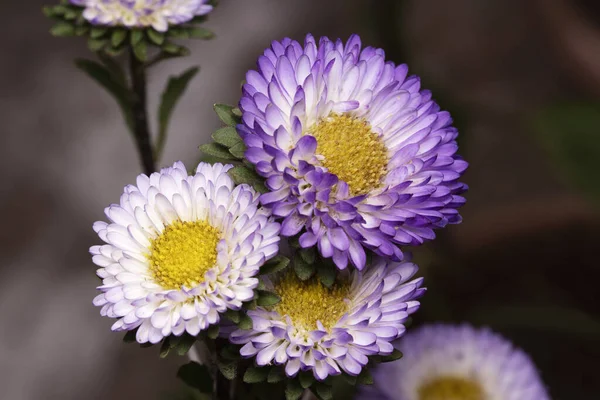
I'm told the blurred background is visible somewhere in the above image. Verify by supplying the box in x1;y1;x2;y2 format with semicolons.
1;0;599;399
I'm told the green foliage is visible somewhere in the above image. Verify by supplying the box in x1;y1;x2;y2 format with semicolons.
218;358;238;380
227;166;267;193
260;255;290;275
357;367;374;385
156;67;199;160
214;104;241;127
267;368;286;383
317;262;336;288
534;102;600;204
238;313;254;330
177;362;213;393
206;325;220;340
298;372;315;389
50;22;75;37
285;380;304;400
314;383;333;400
243;366;269;383
212;126;243;148
294;255;316;281
256;290;281;307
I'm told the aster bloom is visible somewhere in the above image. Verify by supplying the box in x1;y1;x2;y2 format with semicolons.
362;324;550;400
69;0;213;32
230;259;424;380
238;34;468;270
91;162;280;344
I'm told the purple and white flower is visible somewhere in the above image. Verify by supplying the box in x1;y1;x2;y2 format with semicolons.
91;162;280;344
362;324;550;400
238;34;468;270
230;259;424;381
69;0;213;32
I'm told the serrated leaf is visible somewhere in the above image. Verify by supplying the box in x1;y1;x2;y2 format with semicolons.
200;143;237;160
133;40;148;61
357;368;373;385
212;126;242;148
214;104;239;126
74;59;134;134
147;29;165;45
130;29;144;45
90;27;107;39
88;38;107;52
175;334;197;356
285;380;304;400
243;366;269;383
207;324;220;339
299;371;314;389
228;166;267;193
294;256;316;281
223;309;241;323
299;247;316;264
229;141;247;159
50;22;75;37
256;290;281;307
267;367;285;383
218;359;237;380
260;255;290;275
238;313;253;330
111;29;127;47
315;383;333;400
317;262;336;288
379;348;403;363
189;27;215;39
156;67;199;160
177;362;213;393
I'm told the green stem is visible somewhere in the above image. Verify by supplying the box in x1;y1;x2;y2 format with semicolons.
128;48;155;175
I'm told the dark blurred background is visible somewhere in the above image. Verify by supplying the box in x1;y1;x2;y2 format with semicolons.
1;0;599;399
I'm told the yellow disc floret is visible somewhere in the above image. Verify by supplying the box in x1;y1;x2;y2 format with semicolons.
310;114;388;196
273;273;349;331
148;220;221;290
418;376;485;400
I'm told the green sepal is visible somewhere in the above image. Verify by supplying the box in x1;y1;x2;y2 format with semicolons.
130;29;144;45
260;255;290;275
50;22;75;37
317;262;336;288
238;313;253;330
223;309;241;323
227;166;267;193
219;344;241;361
314;383;333;400
214;103;240;127
162;42;190;56
285;380;304;400
357;367;374;385
256;290;281;307
133;40;148;61
111;29;128;47
206;324;220;339
294;255;316;281
218;358;238;380
175;334;197;356
341;373;357;386
189;27;215;39
299;371;315;389
212;126;243;148
147;29;165;45
378;348;403;363
228;141;247;159
87;38;107;52
267;367;286;383
177;362;213;393
199;143;237;160
90;27;107;39
299;247;316;264
243;366;269;383
123;329;137;343
74;26;89;37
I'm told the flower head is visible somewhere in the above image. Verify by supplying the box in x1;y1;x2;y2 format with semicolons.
362;324;550;400
230;259;424;380
70;0;213;32
91;162;280;344
238;34;468;270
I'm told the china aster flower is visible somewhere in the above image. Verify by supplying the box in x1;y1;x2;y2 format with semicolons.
362;324;550;400
91;162;280;344
238;34;468;270
69;0;213;32
230;259;424;380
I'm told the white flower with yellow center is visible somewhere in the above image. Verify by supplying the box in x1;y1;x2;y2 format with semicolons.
91;162;280;344
362;324;550;400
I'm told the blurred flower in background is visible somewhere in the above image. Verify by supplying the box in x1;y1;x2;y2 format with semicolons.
69;0;213;31
363;324;550;400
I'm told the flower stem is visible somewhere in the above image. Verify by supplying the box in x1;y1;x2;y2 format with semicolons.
128;48;155;175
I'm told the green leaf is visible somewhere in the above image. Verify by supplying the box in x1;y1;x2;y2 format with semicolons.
220;344;241;361
90;27;107;39
97;52;126;85
111;29;127;47
256;290;281;307
74;59;134;134
162;42;189;56
243;366;269;383
260;255;290;275
175;334;197;356
177;362;213;393
314;383;333;400
147;29;165;45
206;325;220;339
88;38;107;52
341;373;357;386
357;368;373;385
299;371;314;389
285;380;304;400
214;104;239;127
534;102;600;204
130;29;144;45
317;262;336;288
229;141;247;159
299;247;316;264
199;143;237;160
133;40;148;61
378;348;403;363
74;26;89;37
223;309;241;323
189;27;215;39
227;166;267;193
218;358;237;380
238;313;253;330
50;22;75;37
123;329;137;343
156;67;199;160
267;367;285;383
212;126;242;148
294;256;316;281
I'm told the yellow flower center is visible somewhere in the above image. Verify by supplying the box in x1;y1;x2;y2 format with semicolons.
418;377;485;400
273;274;349;331
310;114;388;196
148;220;221;290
